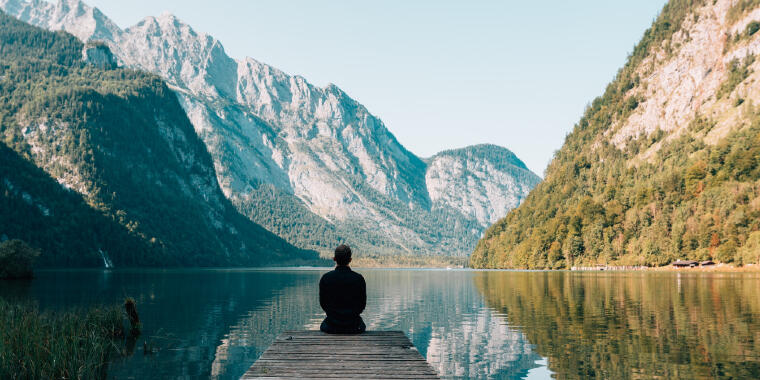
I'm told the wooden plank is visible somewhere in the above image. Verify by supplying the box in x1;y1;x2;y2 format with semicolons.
247;375;438;378
253;360;434;368
249;370;438;375
259;354;427;360
281;331;406;335
246;371;438;377
250;366;435;370
248;367;438;374
273;335;411;341
273;337;413;342
242;330;439;379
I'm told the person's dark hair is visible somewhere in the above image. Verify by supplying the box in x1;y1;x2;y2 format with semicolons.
334;244;352;266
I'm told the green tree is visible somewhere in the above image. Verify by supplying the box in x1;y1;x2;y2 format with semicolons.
738;231;760;265
0;239;40;279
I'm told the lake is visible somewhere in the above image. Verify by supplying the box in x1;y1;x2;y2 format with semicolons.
1;269;759;379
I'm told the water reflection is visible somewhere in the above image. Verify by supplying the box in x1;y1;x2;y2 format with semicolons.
1;269;543;379
475;271;760;379
314;270;541;379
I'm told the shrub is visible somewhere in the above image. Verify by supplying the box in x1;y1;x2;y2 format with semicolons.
746;20;760;36
714;240;737;263
0;239;40;279
738;231;760;265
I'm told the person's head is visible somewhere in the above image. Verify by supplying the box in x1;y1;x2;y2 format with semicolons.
333;244;352;266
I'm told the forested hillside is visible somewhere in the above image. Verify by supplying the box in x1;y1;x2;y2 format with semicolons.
0;0;541;258
472;0;760;268
0;144;152;266
0;12;318;266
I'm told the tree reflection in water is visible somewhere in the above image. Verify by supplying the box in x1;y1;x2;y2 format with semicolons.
475;271;760;379
3;269;552;379
225;270;543;379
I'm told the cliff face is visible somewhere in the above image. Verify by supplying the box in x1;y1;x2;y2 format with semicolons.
1;0;541;256
473;0;760;268
426;145;540;226
0;11;316;266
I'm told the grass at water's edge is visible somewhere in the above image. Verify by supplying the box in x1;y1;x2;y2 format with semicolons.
0;298;126;380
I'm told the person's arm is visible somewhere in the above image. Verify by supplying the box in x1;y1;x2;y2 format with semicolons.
319;276;327;312
358;275;366;313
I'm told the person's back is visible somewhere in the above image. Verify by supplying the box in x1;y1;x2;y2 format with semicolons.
319;245;366;334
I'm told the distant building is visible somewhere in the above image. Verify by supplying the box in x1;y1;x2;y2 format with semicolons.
700;260;715;266
672;260;698;268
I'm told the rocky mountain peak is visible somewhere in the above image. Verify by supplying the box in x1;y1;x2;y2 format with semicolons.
121;12;236;99
157;11;180;24
2;0;541;256
1;0;121;42
431;144;530;171
426;144;540;226
133;11;203;41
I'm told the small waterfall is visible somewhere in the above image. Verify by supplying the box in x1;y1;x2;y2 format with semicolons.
99;249;114;269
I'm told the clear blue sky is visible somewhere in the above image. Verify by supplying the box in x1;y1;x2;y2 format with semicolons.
84;0;667;176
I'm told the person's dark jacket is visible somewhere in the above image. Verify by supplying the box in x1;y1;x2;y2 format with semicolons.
319;266;366;333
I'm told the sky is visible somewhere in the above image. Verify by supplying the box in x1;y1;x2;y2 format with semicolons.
82;0;667;176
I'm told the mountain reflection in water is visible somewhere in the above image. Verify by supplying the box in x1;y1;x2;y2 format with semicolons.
1;269;542;379
474;271;760;379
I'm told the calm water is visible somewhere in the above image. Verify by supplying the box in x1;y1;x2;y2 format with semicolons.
1;269;759;379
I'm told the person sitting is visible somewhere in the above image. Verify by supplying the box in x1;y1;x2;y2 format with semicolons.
319;244;366;334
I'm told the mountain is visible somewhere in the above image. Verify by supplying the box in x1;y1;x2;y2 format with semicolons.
472;0;760;268
426;144;539;227
0;0;541;257
0;11;318;267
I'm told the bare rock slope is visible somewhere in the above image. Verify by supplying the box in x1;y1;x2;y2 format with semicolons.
1;0;541;256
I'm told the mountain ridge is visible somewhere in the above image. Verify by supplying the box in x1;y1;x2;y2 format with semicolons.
2;0;541;256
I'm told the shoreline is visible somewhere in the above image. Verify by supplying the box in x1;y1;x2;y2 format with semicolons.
570;263;760;272
29;262;760;271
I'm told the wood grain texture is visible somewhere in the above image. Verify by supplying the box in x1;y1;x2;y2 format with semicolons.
242;330;439;379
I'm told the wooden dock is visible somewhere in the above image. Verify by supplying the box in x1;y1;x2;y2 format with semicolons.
242;330;440;379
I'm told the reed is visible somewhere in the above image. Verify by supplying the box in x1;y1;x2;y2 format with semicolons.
0;298;125;379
